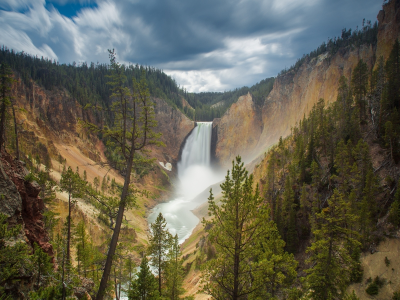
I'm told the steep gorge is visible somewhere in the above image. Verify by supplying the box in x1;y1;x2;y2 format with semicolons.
1;1;400;298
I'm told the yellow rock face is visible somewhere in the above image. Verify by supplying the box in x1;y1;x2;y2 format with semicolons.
214;0;400;166
214;92;263;167
214;45;374;166
151;97;195;163
256;45;374;156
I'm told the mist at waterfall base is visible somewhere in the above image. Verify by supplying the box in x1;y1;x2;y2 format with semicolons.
148;122;224;244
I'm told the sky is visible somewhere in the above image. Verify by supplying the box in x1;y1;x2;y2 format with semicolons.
0;0;382;93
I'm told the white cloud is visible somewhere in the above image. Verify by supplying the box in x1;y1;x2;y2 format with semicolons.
166;69;229;93
0;0;44;10
73;1;121;30
0;25;58;60
271;0;321;14
160;29;304;92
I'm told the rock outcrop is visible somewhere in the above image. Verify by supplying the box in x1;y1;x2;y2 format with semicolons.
152;97;195;164
213;93;263;165
376;0;400;62
0;151;53;256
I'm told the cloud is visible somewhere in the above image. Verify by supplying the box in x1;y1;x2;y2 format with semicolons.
73;1;121;30
0;0;44;11
0;24;58;60
0;0;383;92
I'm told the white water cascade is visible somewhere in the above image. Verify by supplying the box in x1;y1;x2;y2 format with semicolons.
148;122;222;243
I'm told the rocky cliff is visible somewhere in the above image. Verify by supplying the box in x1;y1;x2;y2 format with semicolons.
152;97;194;166
214;0;400;167
376;0;400;62
11;78;194;168
212;92;263;165
0;151;53;256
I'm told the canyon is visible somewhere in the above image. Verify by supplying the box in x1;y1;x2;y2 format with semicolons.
1;0;400;299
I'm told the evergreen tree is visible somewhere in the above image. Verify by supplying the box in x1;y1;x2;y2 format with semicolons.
0;63;15;152
251;224;298;299
202;156;275;300
94;54;163;300
36;167;57;204
281;176;298;253
74;220;91;277
128;256;160;300
305;190;361;300
33;243;53;288
59;166;84;299
124;256;136;296
59;166;84;270
148;213;172;296
106;49;131;160
359;169;379;244
164;234;185;300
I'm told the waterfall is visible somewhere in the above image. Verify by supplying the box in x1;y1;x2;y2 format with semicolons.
148;121;222;243
178;122;212;177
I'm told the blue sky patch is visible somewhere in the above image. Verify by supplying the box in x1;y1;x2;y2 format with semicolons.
46;1;98;18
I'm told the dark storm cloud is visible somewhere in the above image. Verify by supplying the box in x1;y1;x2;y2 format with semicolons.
0;0;383;92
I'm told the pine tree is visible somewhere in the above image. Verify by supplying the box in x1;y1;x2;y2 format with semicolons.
164;234;185;300
75;220;90;277
305;190;361;299
94;56;163;300
359;169;379;244
124;256;136;296
59;167;84;270
148;213;172;296
251;224;298;299
281;176;298;254
33;243;53;288
128;256;160;300
59;166;84;299
0;63;15;152
202;156;273;300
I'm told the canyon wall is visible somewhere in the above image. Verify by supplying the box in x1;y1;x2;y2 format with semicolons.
3;74;195;253
212;93;263;165
214;0;400;167
10;78;193;168
152;98;194;164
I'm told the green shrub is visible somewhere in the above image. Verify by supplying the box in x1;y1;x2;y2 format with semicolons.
366;276;385;296
385;256;391;267
366;282;379;295
24;172;36;182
